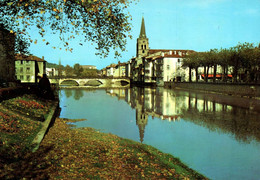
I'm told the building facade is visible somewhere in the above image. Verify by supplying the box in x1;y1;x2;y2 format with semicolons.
130;17;195;85
15;54;46;83
114;62;126;78
81;65;97;70
100;17;196;85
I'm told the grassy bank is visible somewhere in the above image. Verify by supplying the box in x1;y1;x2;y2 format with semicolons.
1;117;207;179
0;93;56;154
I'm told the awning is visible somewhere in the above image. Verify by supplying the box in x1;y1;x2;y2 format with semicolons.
201;74;232;78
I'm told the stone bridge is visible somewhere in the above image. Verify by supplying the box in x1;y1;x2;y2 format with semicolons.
49;77;130;87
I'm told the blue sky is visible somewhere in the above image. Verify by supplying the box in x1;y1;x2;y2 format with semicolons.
29;0;260;69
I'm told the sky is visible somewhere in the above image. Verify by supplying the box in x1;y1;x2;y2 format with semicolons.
29;0;260;69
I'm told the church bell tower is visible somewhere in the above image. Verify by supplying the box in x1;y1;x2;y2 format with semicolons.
136;17;149;57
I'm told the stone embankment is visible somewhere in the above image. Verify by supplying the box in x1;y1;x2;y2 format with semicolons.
165;82;260;98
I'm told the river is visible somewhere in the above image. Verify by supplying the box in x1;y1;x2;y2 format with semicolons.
59;87;260;180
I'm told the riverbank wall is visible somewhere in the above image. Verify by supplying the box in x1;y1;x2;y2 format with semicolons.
165;82;260;98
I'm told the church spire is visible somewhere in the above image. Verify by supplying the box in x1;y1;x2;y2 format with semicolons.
136;16;149;57
139;17;146;38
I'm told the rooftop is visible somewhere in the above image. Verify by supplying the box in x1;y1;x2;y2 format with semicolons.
15;54;46;62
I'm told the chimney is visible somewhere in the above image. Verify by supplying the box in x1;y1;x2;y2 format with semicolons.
42;56;44;60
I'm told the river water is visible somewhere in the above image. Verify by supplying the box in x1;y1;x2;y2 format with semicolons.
59;87;260;180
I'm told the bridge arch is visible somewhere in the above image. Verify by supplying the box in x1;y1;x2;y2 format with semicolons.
114;80;130;86
85;80;103;86
60;79;79;86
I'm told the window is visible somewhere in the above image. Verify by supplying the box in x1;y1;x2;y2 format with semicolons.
20;75;24;80
26;75;30;81
142;50;145;53
144;45;146;49
167;65;170;70
178;59;181;63
21;61;23;64
20;67;23;73
26;67;30;73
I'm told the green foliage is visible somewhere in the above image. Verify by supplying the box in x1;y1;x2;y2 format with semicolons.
183;42;260;83
73;63;83;77
0;0;134;57
46;62;64;69
81;69;98;77
64;65;74;76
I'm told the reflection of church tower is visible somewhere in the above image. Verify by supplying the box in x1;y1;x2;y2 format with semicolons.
136;17;149;58
136;108;148;143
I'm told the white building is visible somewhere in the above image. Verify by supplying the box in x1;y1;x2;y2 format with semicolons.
46;67;58;77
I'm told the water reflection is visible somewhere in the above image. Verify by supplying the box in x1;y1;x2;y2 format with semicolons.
63;88;96;100
64;88;73;98
59;87;260;180
106;87;260;143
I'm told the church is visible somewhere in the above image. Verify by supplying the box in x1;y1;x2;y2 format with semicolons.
130;17;196;86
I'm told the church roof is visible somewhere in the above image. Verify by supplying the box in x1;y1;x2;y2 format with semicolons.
139;17;146;38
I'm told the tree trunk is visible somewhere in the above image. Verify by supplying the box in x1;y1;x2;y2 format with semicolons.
213;65;217;83
221;65;225;82
195;67;199;82
204;66;207;82
206;65;210;82
224;65;228;82
189;66;192;82
233;60;238;83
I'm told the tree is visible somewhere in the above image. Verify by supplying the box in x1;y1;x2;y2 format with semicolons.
64;65;74;77
182;52;200;82
0;0;133;56
218;48;231;82
81;69;98;77
182;55;193;82
73;63;83;77
58;58;62;77
252;47;260;83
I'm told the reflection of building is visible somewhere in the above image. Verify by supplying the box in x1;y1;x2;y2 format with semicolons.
107;87;183;142
106;89;126;100
106;87;260;143
15;54;46;83
136;104;148;143
106;87;242;142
